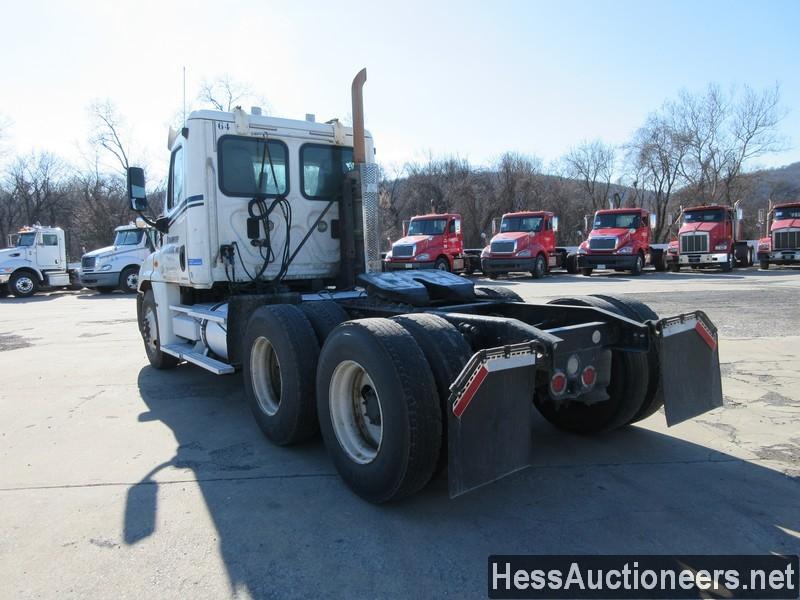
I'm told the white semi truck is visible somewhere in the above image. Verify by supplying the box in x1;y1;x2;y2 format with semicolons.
80;223;155;294
0;225;82;298
129;69;723;502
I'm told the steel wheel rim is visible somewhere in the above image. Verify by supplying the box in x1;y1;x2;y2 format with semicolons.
436;261;447;271
15;276;33;294
251;336;282;416
537;257;545;276
329;360;383;464
126;273;138;290
143;305;159;354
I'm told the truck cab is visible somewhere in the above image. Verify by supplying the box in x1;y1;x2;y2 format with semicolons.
80;223;155;293
757;201;800;270
577;208;665;276
384;213;479;274
480;211;569;279
671;204;750;272
0;225;81;297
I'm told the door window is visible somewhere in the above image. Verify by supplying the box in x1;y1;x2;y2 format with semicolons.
41;234;59;246
168;147;184;210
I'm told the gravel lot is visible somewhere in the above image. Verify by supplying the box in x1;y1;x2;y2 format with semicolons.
1;268;798;599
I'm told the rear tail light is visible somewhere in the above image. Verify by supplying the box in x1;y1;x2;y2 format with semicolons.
581;365;597;389
550;371;567;396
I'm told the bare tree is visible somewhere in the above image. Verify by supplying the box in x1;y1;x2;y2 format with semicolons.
198;75;267;112
5;152;69;226
493;152;543;213
563;140;616;211
88;100;131;175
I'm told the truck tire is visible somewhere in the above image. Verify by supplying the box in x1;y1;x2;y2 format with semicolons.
9;271;38;298
119;266;139;293
653;251;667;272
0;284;7;298
474;285;523;302
300;300;350;345
589;294;664;423
631;253;644;276
670;262;681;272
434;257;450;272
721;252;733;272
392;313;472;473
97;287;115;294
759;259;770;270
138;290;180;370
566;253;578;274
581;268;593;277
533;296;649;433
531;254;547;279
317;318;441;503
243;305;320;446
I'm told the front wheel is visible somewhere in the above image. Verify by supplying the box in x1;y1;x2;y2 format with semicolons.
721;253;733;272
759;259;770;270
119;266;139;293
670;262;681;272
9;271;38;298
434;257;450;272
138;290;179;370
630;253;644;276
317;318;441;503
530;254;546;279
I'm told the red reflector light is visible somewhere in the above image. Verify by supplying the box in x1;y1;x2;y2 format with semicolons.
581;366;596;388
550;372;567;395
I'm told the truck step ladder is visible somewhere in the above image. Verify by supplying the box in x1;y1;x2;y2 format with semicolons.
160;342;234;375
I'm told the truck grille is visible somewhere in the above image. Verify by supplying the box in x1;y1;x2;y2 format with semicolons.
392;244;414;258
773;230;800;250
680;233;708;253
81;256;96;270
490;240;516;254
588;237;616;251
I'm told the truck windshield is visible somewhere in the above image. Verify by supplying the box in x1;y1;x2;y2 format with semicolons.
17;232;36;246
501;216;543;233
684;210;724;223
114;230;145;246
594;213;640;229
774;207;800;219
408;219;447;236
218;136;288;197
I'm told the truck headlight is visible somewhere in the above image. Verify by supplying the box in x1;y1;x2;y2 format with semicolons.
516;249;531;257
758;242;769;251
1;266;13;273
100;264;112;271
577;246;587;255
714;242;728;251
617;245;633;254
481;247;489;258
384;251;392;260
415;253;430;261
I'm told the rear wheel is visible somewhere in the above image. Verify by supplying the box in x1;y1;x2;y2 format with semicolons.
434;257;450;272
653;252;667;272
759;259;770;270
138;290;179;370
530;254;546;279
300;301;350;345
9;271;38;298
317;318;441;503
243;305;320;445
533;296;650;433
565;253;578;274
119;266;139;293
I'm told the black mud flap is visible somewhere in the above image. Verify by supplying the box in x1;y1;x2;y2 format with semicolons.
657;311;723;426
447;342;538;498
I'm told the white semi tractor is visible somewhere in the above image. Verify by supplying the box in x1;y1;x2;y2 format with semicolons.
80;223;155;294
0;225;82;298
128;69;723;502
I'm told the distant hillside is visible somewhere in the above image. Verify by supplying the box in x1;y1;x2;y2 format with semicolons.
745;161;800;204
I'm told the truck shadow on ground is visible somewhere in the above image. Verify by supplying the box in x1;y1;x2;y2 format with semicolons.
127;365;799;598
0;290;88;303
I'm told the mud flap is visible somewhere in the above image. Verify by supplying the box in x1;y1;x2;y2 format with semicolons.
447;342;538;498
657;311;723;426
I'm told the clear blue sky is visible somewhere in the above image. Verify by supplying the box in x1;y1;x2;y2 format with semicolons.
1;0;798;180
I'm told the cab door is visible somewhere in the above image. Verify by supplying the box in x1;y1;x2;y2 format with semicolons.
541;217;556;264
161;146;187;282
447;217;463;253
36;232;63;270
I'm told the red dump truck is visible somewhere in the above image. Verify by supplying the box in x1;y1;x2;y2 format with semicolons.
757;201;800;269
480;210;576;278
670;203;752;272
577;208;666;276
384;213;481;274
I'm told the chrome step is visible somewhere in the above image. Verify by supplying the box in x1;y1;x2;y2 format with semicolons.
161;343;234;375
169;304;226;324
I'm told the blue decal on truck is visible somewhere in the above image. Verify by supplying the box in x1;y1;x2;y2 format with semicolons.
187;258;203;266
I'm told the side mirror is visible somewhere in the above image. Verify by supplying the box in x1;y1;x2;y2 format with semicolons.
154;216;170;235
650;214;657;230
552;216;560;232
402;220;410;236
127;167;148;212
758;208;765;224
736;207;744;220
492;218;499;236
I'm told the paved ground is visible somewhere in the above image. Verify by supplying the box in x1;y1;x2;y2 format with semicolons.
1;268;799;599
